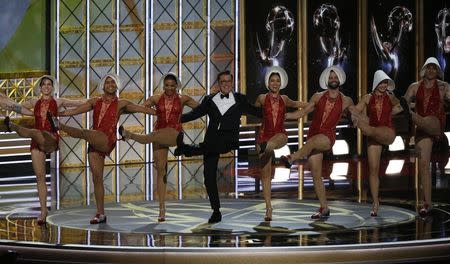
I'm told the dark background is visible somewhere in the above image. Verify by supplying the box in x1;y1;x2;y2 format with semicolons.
307;0;358;103
244;0;298;123
367;0;416;96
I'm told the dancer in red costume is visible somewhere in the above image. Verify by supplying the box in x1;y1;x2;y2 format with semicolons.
282;66;354;219
254;66;306;221
1;75;85;225
54;73;156;224
349;70;404;216
401;57;450;216
119;73;198;222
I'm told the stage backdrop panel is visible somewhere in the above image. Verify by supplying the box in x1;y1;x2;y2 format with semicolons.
423;0;450;83
367;0;416;97
307;0;358;103
243;0;298;123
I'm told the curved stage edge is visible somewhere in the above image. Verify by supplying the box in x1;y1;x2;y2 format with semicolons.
1;199;450;263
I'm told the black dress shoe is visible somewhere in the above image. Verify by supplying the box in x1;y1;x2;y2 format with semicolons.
208;210;222;224
4;116;11;132
118;125;125;141
176;131;184;147
174;147;184;156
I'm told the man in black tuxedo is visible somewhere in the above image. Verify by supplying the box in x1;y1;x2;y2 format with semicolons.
175;70;260;223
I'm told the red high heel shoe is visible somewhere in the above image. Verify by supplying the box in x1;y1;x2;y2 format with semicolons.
370;202;379;217
37;216;47;226
419;203;432;217
158;208;166;222
311;207;330;219
90;214;107;224
264;207;273;222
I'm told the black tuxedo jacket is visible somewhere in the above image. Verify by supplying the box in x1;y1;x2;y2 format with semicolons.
181;92;261;154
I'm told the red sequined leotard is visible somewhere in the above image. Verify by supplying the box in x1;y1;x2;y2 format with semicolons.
154;93;182;131
415;81;445;141
88;96;118;157
307;91;343;146
257;94;286;144
31;97;59;153
367;93;394;145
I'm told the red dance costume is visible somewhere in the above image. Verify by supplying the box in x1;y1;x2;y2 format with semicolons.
307;91;343;146
89;96;119;157
154;93;182;131
31;97;59;153
367;93;394;145
415;81;445;141
257;94;286;144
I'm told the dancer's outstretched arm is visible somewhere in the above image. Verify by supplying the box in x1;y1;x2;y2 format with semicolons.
281;95;308;108
441;81;450;101
120;100;156;115
241;94;262;118
285;93;318;120
389;94;403;115
182;95;199;109
0;94;35;116
181;96;209;123
59;99;95;116
348;95;368;115
403;82;418;104
57;98;88;108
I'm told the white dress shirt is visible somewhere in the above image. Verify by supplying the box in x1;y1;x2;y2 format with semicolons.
212;92;236;115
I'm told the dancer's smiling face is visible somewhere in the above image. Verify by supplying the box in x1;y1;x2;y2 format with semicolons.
424;64;439;80
103;77;118;95
40;78;54;96
327;71;340;89
268;73;281;94
163;75;178;96
375;80;389;94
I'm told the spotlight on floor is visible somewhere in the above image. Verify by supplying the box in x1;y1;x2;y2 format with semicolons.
274;145;290;158
385;159;404;174
330;162;348;180
389;136;405;151
332;140;349;155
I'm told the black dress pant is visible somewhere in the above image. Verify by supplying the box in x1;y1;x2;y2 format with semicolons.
203;153;221;211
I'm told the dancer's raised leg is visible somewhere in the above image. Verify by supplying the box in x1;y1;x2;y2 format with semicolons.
121;127;179;147
60;123;110;153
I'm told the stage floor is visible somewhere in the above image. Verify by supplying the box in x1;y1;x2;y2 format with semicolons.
1;155;450;263
1;198;450;263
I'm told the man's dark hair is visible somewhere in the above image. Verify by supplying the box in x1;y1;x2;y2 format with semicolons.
217;70;233;82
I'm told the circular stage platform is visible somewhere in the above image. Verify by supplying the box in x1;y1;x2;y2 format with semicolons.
1;199;450;263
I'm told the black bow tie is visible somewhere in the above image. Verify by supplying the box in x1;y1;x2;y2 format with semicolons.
220;93;229;99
